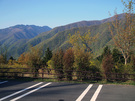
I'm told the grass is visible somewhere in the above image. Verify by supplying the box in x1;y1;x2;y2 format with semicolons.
1;77;135;85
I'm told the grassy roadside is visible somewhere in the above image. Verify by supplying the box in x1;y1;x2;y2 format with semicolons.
1;77;135;86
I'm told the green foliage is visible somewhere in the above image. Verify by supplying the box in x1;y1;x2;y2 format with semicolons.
74;50;90;80
131;55;135;71
68;30;98;53
103;46;111;56
0;45;8;64
112;48;124;64
97;46;111;62
42;47;52;66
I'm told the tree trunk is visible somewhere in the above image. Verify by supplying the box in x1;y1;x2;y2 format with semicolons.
124;57;127;65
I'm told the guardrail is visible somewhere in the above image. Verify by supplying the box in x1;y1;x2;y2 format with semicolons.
0;68;135;82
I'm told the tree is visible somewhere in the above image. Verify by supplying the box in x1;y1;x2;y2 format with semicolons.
18;47;42;77
112;48;124;64
18;53;25;65
8;56;16;65
0;55;5;64
109;0;135;65
102;47;114;81
9;56;14;60
42;47;52;66
68;30;98;80
97;46;111;62
68;30;98;54
131;55;135;71
102;46;111;57
74;50;90;80
52;49;64;80
63;48;74;80
0;44;8;64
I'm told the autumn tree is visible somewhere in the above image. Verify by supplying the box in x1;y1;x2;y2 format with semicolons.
102;46;114;81
68;30;98;80
18;53;25;65
109;0;135;65
63;48;74;80
18;47;42;77
68;30;98;54
52;49;64;80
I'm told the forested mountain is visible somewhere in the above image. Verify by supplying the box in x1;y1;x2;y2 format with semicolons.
28;22;112;57
0;14;125;58
0;25;51;45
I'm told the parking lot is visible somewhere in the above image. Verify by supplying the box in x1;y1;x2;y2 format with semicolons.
0;80;135;101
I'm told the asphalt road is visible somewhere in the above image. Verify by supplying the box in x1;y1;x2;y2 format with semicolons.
0;80;135;101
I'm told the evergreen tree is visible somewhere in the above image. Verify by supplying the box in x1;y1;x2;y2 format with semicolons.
43;47;52;66
9;56;14;60
103;46;111;57
112;48;124;64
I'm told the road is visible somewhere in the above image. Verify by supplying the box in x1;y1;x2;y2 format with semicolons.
0;80;135;101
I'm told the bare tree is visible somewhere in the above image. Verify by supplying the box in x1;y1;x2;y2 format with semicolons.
109;0;135;65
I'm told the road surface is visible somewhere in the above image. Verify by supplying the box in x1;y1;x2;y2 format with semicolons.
0;80;135;101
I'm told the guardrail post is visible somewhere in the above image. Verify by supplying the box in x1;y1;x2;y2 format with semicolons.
42;68;44;80
96;72;98;82
22;72;24;77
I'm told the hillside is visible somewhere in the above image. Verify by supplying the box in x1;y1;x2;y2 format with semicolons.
32;22;113;57
0;25;52;46
1;14;125;58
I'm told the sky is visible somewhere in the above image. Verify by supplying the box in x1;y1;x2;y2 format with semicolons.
0;0;124;29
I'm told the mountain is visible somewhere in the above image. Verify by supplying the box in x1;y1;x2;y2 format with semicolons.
0;25;52;45
30;22;113;57
1;13;126;58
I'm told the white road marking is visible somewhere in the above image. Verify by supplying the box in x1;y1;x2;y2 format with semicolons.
0;82;43;101
0;81;8;84
10;82;52;101
90;85;103;101
76;84;93;101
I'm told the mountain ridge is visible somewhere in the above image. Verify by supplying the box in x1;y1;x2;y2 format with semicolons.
0;13;126;58
0;25;52;45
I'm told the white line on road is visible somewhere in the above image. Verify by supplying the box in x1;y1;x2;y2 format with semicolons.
10;82;52;101
76;84;93;101
90;85;103;101
0;81;8;84
0;82;43;101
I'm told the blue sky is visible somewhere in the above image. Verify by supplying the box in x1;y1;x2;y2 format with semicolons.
0;0;124;29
